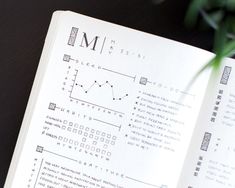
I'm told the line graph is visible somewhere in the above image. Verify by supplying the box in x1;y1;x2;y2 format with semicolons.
76;80;128;101
67;66;133;114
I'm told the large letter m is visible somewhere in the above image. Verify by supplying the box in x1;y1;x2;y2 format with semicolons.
80;32;99;51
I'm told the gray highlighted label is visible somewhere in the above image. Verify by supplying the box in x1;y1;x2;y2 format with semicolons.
68;27;78;46
200;132;212;151
220;66;232;85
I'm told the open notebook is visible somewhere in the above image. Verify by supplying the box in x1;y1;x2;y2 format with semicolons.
4;11;235;188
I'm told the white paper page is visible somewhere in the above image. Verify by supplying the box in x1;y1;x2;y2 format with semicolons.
178;58;235;188
5;11;213;188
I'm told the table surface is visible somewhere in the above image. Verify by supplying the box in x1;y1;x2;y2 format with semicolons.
0;0;213;186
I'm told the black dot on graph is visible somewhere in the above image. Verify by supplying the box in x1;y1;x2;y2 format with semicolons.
113;98;115;100
119;98;121;100
99;85;101;87
94;81;97;83
75;83;78;85
80;85;83;87
111;85;113;88
126;94;128;96
85;91;88;93
106;81;108;83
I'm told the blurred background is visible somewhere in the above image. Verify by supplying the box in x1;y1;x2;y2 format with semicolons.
0;0;214;186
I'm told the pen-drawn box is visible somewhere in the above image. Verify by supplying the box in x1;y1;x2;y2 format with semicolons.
48;102;56;110
139;77;148;85
36;145;44;153
63;54;71;62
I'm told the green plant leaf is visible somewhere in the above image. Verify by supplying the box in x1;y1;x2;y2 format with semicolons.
185;0;207;27
200;9;223;29
226;0;235;11
209;0;226;8
184;0;235;91
213;22;226;59
222;39;235;57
